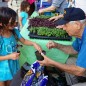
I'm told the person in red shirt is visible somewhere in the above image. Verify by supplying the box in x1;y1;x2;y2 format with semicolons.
25;0;35;16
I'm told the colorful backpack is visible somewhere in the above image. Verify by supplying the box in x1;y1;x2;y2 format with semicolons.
21;61;48;86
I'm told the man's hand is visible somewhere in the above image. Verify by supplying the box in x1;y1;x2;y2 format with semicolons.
38;9;44;14
49;16;59;21
38;53;54;66
46;41;57;49
49;14;64;22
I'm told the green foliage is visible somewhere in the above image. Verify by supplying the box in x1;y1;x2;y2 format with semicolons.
29;15;70;39
37;15;51;19
29;27;68;38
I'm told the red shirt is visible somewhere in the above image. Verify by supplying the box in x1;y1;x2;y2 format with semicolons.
26;0;35;4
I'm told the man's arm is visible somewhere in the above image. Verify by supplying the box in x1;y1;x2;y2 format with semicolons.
55;43;78;54
39;53;85;76
38;6;56;14
52;60;85;76
47;41;78;55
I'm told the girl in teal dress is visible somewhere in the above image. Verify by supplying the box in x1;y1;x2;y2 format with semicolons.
19;1;30;29
0;7;42;86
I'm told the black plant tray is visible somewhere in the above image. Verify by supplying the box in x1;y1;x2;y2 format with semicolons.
29;33;72;41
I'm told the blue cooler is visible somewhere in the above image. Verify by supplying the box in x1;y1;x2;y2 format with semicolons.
37;2;51;10
44;12;52;16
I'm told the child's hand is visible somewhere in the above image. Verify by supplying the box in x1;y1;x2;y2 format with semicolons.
33;43;42;53
8;52;20;60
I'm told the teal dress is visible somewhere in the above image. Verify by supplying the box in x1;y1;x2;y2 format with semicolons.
0;28;22;81
19;11;28;27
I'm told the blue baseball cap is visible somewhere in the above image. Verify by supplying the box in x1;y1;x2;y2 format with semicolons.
55;7;85;25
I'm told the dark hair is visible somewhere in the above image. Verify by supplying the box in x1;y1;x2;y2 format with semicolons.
0;7;18;40
20;1;30;12
0;7;17;30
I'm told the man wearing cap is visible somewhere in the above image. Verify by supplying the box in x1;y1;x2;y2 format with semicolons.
38;7;86;86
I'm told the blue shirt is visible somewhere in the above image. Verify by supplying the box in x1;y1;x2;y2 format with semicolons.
72;26;86;68
52;0;68;14
19;11;28;26
0;28;22;81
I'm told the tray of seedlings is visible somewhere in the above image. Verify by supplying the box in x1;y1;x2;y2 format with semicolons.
28;15;72;41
